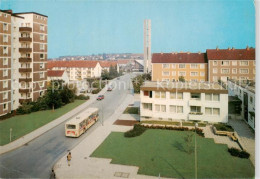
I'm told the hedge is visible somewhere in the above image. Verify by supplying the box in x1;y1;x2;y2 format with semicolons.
228;147;250;159
124;124;147;137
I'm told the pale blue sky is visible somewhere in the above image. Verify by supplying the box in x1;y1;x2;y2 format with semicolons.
0;0;255;58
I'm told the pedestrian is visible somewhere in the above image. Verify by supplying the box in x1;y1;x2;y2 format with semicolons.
67;152;72;166
50;169;56;179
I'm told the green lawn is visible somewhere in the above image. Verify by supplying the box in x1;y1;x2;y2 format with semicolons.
123;107;139;114
0;100;86;146
91;130;254;178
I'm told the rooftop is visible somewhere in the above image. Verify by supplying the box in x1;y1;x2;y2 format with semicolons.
47;60;99;69
141;81;228;94
47;70;65;77
228;79;255;94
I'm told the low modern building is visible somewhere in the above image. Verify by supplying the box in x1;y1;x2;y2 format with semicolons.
227;79;255;130
152;52;208;82
140;81;228;123
47;70;69;84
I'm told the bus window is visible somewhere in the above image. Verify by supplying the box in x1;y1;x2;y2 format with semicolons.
67;124;76;129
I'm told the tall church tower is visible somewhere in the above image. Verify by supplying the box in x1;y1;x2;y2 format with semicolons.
143;19;151;73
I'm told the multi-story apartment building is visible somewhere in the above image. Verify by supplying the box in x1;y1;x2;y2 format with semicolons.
0;10;48;117
228;79;255;130
207;47;255;82
152;52;208;82
99;61;119;73
47;61;102;81
140;81;228;123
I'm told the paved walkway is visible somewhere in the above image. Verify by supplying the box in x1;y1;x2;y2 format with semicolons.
228;119;255;165
54;94;169;179
118;114;140;121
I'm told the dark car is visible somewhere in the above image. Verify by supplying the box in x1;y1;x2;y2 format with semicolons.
97;95;104;100
117;77;120;80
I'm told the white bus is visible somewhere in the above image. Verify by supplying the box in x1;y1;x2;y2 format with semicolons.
65;108;99;137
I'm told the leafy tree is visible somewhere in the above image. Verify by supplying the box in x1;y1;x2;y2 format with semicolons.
179;76;185;82
183;133;194;154
45;87;63;109
60;84;76;104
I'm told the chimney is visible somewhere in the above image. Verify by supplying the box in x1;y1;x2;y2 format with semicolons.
246;45;249;50
216;46;219;50
160;52;163;55
232;47;235;50
198;51;201;54
228;47;231;50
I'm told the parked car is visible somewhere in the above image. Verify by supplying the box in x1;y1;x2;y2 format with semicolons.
97;95;104;100
107;87;112;91
117;77;120;80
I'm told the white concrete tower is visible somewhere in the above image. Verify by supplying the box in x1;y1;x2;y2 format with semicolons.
143;19;151;73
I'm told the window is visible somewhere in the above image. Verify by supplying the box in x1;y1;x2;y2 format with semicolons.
191;93;200;99
205;107;220;115
190;106;201;113
170;92;183;99
40;54;45;59
161;105;166;112
213;61;218;66
200;64;205;69
3;46;8;54
143;91;149;96
155;91;160;98
3;58;8;65
213;68;218;74
162;71;170;76
213;94;220;101
161;92;166;98
172;64;176;68
232;69;237;74
3;103;8;110
250;96;254;104
3;81;8;88
162;64;170;68
143;103;152;111
4;13;8;18
190;72;198;76
179;64;185;68
40;25;44;31
39;72;45;78
190;64;198;69
40;91;44;97
170;105;183;113
39;63;44;69
3;35;8;42
3;92;8;100
232;61;237;66
3;69;8;77
39;82;44;88
240;61;249;66
221;69;229;74
155;104;160;112
222;61;230;66
40;44;45;50
40;34;45;40
200;72;205;76
206;94;220;101
205;93;212;101
172;71;176;76
240;69;249;74
3;23;8;31
178;71;186;76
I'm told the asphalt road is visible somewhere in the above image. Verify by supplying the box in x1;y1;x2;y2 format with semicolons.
0;73;135;178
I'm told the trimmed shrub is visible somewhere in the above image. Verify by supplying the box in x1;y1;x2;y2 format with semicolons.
124;124;147;137
76;95;90;100
16;103;34;115
214;123;234;132
92;88;101;94
228;147;250;159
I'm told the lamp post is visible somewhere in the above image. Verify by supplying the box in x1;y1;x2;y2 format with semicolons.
194;122;198;179
10;128;12;142
101;99;104;126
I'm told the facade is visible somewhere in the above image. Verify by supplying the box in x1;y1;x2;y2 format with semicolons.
47;70;69;84
152;52;208;82
47;60;102;81
227;80;255;130
99;61;119;73
143;19;151;73
207;47;255;82
0;10;48;116
140;81;228;123
133;59;144;72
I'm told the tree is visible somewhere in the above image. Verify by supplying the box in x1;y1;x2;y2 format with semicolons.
183;133;194;154
179;76;185;82
101;69;110;80
45;87;63;110
60;84;76;104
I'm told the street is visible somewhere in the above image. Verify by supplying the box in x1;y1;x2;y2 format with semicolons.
0;74;134;178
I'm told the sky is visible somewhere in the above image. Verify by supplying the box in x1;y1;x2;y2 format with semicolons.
0;0;255;58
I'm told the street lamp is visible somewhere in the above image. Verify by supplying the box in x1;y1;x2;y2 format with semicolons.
194;122;198;179
10;128;12;142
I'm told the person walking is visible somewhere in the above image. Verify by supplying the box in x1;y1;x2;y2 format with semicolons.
50;169;56;179
67;152;72;166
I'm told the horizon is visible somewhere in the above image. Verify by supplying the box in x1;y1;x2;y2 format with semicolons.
0;0;255;58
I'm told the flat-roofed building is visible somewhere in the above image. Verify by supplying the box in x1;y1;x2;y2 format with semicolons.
207;47;255;82
152;52;208;82
140;81;228;123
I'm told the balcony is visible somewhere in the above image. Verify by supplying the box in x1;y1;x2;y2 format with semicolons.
19;27;32;32
189;99;202;106
19;57;32;63
19;68;32;73
19;37;32;42
189;112;203;121
19;78;32;82
19;88;31;93
19;48;32;53
19;98;32;104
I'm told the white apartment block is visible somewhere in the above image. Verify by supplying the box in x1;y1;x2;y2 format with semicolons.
140;81;228;123
227;80;255;130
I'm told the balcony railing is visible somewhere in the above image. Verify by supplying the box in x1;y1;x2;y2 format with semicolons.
19;78;32;82
189;112;203;121
19;88;31;93
19;57;32;63
19;98;32;104
19;27;32;32
19;68;32;73
19;48;32;53
19;37;32;42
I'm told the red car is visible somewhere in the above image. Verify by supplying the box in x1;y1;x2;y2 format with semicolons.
97;95;104;100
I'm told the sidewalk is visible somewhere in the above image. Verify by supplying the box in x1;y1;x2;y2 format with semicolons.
0;85;109;155
54;94;169;179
